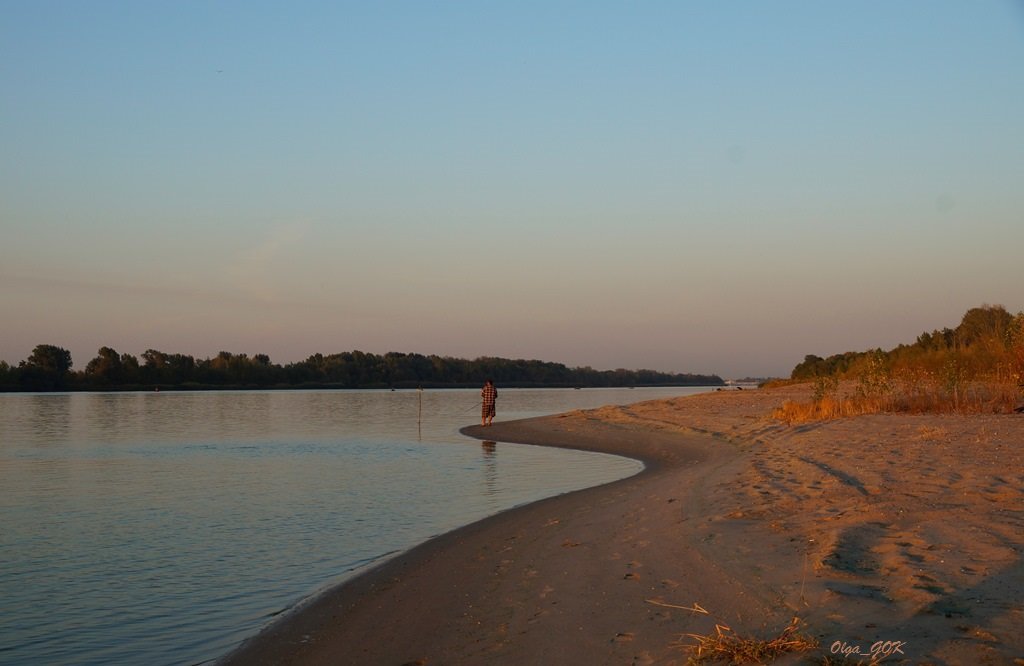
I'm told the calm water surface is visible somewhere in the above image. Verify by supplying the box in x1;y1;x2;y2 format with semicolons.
0;387;711;665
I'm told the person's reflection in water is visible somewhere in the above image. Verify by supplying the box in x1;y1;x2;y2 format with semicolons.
482;441;497;497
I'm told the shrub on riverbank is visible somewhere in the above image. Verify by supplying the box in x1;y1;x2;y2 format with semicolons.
773;305;1024;422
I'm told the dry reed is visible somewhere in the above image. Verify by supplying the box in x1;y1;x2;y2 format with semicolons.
675;616;817;664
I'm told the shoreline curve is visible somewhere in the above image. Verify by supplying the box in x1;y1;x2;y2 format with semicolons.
220;385;1024;665
218;409;776;665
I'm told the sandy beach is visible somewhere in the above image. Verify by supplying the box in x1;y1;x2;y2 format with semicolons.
222;385;1023;665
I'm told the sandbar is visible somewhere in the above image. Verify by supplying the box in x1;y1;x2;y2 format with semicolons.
221;385;1023;665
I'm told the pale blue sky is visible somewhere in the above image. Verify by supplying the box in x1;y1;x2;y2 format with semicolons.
2;1;1022;378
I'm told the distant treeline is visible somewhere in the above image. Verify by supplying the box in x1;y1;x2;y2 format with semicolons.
788;304;1024;383
0;347;723;392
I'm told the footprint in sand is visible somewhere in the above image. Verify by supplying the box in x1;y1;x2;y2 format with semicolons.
612;632;634;643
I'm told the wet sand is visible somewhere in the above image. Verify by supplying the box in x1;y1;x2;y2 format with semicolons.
221;385;1023;665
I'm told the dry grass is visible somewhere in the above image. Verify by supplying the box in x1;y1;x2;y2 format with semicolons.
675;616;818;664
772;379;1021;424
914;425;948;441
772;396;874;423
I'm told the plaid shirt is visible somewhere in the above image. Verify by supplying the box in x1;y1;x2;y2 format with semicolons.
481;384;497;406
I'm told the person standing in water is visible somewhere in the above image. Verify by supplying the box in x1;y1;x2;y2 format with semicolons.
481;378;497;426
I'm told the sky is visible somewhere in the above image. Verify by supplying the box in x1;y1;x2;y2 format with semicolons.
2;1;1023;379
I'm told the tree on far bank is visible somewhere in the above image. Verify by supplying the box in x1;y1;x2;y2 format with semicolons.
0;361;14;388
84;347;124;386
19;344;73;390
141;349;196;385
3;344;723;391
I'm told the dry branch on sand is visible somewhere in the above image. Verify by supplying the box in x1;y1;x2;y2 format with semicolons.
645;599;709;614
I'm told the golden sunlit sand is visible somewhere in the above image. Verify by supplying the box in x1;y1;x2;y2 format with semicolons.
223;385;1023;665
